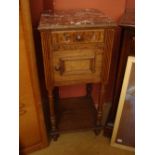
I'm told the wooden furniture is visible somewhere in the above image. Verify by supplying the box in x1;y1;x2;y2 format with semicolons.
104;9;135;137
111;56;135;151
19;0;48;153
38;9;116;140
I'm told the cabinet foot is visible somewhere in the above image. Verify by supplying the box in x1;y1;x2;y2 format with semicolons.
94;128;101;135
51;132;59;141
94;124;103;135
53;134;59;141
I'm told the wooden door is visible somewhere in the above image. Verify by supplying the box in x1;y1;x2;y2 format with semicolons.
19;0;48;153
53;49;103;85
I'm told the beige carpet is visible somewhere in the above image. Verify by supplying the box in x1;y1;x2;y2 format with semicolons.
29;131;134;155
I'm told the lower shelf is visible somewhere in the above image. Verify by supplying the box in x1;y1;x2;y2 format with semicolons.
55;96;97;133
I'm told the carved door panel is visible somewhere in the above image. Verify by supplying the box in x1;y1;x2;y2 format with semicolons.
53;49;103;85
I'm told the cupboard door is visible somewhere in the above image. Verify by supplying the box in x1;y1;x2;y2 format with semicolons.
19;25;42;151
19;0;48;153
53;49;103;85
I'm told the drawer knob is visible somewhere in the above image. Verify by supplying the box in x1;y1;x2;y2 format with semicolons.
76;34;82;41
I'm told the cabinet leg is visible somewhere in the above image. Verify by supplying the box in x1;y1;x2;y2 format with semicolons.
48;91;59;140
94;110;102;135
94;111;102;135
94;85;105;135
53;87;59;113
53;87;59;104
94;128;101;135
86;83;92;97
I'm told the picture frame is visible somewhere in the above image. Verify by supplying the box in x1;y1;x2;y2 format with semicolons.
111;56;135;151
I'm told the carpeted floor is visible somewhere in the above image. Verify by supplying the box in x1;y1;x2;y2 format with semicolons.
29;131;134;155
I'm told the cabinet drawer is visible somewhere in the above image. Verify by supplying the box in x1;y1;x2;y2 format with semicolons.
51;29;104;48
53;49;103;85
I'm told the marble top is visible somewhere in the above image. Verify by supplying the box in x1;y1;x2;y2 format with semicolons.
38;9;117;30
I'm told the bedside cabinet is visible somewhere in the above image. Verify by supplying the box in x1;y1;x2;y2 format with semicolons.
38;9;116;140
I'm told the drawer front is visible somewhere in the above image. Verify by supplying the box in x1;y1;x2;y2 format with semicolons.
51;30;104;50
53;49;103;85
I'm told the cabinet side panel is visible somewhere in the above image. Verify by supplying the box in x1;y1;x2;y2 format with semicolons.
102;29;115;84
40;32;53;90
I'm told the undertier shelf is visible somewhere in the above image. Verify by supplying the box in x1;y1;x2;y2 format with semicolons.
55;96;97;133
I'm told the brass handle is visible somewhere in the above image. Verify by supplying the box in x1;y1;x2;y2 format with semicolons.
55;65;61;71
55;62;64;75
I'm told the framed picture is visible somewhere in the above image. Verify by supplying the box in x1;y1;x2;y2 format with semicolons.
111;56;135;151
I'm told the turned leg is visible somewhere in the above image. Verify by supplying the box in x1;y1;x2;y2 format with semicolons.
53;87;59;103
86;83;92;97
53;87;59;111
48;90;59;141
94;85;105;135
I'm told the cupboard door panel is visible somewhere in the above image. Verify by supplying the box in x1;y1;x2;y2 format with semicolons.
19;29;41;147
19;0;48;153
53;49;103;85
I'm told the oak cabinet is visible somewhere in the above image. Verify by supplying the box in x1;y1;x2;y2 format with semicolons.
38;9;116;140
